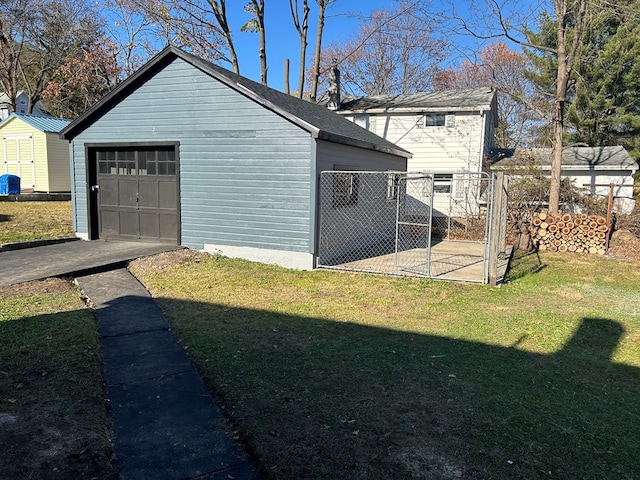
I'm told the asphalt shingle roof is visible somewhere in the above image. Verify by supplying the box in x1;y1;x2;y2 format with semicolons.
1;113;71;133
61;46;411;159
333;87;496;112
491;146;638;171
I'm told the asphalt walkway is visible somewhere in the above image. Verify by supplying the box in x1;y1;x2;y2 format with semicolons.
1;241;262;480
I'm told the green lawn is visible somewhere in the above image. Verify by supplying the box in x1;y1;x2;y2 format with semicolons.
0;279;116;479
129;251;640;480
0;201;73;244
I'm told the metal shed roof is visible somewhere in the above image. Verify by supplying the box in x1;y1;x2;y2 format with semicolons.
491;146;638;171
0;113;71;134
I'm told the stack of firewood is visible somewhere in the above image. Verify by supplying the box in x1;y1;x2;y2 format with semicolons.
528;212;609;254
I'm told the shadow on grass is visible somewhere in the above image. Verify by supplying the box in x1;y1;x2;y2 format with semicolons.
0;310;116;480
152;296;640;480
0;213;12;222
505;249;547;281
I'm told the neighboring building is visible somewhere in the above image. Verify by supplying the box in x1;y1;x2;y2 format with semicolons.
60;46;410;270
322;74;498;217
0;91;50;121
323;71;497;177
0;113;71;192
491;146;638;214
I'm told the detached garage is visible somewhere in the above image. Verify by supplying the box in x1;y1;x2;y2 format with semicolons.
1;113;71;192
60;46;409;269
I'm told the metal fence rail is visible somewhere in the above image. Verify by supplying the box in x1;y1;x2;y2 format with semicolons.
318;171;506;283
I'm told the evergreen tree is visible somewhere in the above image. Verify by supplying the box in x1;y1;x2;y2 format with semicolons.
567;5;640;157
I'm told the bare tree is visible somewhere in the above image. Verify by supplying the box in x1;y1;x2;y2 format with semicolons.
103;0;156;77
311;1;446;96
449;0;590;213
289;0;310;97
0;0;105;114
433;40;538;148
242;0;267;84
310;0;337;101
134;0;237;72
208;0;239;74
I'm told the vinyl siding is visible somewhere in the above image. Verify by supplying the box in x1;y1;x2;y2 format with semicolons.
44;132;71;192
0;119;70;192
343;111;486;174
70;57;314;252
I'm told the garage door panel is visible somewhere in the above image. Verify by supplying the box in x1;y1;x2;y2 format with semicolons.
138;180;159;208
119;180;138;207
158;180;177;209
96;146;178;244
100;210;119;236
119;210;139;236
159;213;178;240
139;212;159;238
99;178;119;206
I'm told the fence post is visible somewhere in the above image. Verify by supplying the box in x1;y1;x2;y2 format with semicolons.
489;172;505;286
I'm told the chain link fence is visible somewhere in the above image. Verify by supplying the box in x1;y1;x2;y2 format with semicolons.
318;171;507;283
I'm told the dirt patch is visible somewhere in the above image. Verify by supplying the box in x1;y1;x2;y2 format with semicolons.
607;229;640;260
0;277;75;297
128;248;210;276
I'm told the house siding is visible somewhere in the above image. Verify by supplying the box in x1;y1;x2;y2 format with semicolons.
70;57;314;253
44;132;71;192
344;111;485;174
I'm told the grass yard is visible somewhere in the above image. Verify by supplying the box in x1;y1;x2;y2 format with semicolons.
130;251;640;480
0;201;73;244
0;279;116;479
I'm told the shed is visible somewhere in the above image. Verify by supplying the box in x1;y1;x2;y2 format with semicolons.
491;146;638;214
0;113;72;192
60;46;410;270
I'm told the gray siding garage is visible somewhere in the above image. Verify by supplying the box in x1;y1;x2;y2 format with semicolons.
61;46;409;269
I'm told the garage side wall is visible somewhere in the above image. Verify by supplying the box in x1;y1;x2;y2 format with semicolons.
70;57;314;264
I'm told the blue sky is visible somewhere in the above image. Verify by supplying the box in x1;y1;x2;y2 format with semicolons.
225;1;422;90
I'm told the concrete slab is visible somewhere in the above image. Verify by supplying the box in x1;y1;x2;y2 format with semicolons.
0;239;179;287
77;269;262;480
326;240;512;284
107;371;255;480
100;330;194;386
77;269;170;336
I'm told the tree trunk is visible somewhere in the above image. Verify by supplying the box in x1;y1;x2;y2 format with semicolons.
310;1;327;101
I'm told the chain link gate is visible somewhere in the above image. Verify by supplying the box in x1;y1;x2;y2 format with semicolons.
318;171;505;283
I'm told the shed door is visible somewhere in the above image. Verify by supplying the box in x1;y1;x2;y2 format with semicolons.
3;134;36;190
93;147;178;243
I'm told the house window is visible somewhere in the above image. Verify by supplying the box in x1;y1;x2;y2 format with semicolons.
387;172;402;201
353;114;369;130
333;165;359;207
433;173;453;193
425;113;446;127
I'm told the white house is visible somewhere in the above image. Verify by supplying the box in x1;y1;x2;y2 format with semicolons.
324;72;497;177
491;146;638;214
322;71;497;217
0;91;50;121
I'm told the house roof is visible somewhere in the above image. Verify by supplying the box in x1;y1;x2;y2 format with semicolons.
60;46;411;159
491;146;639;172
332;87;496;114
0;112;71;133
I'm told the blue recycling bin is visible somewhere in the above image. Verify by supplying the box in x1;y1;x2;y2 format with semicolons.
0;174;20;194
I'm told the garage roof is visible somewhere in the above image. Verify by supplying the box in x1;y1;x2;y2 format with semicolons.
60;46;411;160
